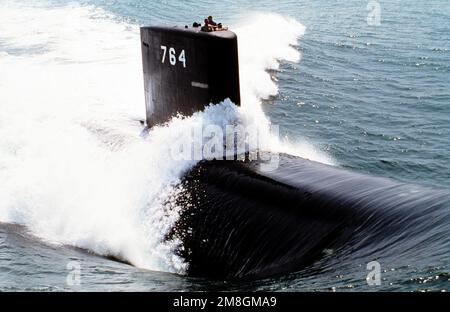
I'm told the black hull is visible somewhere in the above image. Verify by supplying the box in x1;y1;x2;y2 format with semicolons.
170;154;450;280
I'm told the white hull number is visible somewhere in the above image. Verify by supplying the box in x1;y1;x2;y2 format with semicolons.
161;46;186;68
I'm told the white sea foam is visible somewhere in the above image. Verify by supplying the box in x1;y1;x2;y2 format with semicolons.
0;3;332;273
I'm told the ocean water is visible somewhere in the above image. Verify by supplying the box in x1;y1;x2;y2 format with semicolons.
0;0;449;291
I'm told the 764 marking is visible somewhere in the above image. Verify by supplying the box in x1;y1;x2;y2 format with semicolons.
161;45;186;68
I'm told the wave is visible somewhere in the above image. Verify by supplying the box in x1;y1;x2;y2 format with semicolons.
0;2;331;273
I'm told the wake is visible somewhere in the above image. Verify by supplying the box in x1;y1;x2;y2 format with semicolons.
0;2;330;273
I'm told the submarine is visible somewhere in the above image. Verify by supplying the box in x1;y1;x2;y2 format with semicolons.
140;25;450;280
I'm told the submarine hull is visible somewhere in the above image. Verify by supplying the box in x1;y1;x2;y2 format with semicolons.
140;26;450;280
170;154;450;280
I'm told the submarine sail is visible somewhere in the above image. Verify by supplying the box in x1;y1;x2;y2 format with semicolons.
140;26;240;128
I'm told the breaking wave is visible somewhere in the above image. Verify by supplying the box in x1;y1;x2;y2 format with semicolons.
0;2;331;273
